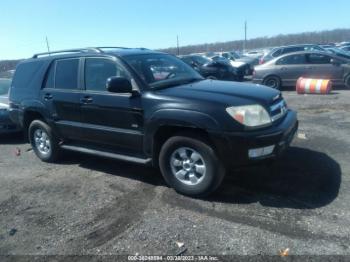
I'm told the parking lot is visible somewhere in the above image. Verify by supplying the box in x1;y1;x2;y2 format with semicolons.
0;89;350;256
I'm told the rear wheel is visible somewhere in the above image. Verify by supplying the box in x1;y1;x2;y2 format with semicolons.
345;75;350;88
263;76;282;89
29;120;60;162
159;135;225;197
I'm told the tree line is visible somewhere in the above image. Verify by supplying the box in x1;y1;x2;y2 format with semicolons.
1;28;350;74
159;28;350;55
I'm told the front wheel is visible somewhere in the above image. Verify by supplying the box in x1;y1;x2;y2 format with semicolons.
29;120;60;162
263;76;282;89
159;135;225;197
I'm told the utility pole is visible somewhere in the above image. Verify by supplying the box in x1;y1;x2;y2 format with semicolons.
177;35;180;56
45;36;51;54
244;21;247;51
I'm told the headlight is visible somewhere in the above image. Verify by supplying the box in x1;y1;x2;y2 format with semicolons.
226;104;271;127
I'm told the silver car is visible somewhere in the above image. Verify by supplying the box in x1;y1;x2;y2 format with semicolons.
253;51;350;89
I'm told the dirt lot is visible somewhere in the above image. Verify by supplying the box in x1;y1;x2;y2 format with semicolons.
0;89;350;257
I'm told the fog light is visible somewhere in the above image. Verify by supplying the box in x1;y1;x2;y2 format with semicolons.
248;145;275;159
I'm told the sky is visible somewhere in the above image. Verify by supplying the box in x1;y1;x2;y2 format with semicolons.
1;0;349;59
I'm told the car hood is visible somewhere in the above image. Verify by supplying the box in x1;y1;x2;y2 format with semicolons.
156;80;281;106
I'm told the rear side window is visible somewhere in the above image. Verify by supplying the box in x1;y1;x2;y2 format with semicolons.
12;61;44;89
55;59;79;89
276;54;306;65
282;47;303;54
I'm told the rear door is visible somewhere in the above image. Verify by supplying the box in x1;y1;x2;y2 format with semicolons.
41;58;83;139
79;57;144;154
274;54;308;85
306;53;344;82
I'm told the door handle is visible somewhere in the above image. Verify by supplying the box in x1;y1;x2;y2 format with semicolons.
81;96;93;104
44;93;53;100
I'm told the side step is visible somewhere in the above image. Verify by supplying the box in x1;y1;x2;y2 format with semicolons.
60;145;152;165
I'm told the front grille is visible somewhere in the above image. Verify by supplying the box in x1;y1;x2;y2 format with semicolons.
270;99;287;122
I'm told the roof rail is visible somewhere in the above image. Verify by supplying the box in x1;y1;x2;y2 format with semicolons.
32;48;101;58
94;47;149;52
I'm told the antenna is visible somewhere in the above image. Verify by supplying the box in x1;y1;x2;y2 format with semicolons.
45;36;51;55
177;35;180;56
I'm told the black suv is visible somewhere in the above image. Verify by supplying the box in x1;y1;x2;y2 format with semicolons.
9;47;298;196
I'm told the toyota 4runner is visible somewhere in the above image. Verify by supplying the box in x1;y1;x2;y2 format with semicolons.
9;47;298;196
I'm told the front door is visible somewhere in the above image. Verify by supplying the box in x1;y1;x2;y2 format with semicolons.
306;53;344;83
274;54;308;86
79;57;144;154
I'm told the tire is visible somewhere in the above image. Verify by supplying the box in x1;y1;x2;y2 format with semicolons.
159;135;225;197
345;75;350;88
263;76;282;90
29;120;60;162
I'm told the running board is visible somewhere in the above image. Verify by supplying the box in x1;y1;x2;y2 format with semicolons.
60;145;152;165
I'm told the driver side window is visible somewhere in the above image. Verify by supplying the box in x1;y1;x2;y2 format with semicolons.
85;58;129;92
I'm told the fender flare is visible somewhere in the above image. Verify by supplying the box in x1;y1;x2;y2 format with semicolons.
144;109;220;155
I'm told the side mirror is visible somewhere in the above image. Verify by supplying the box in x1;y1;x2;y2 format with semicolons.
106;77;132;93
330;58;341;66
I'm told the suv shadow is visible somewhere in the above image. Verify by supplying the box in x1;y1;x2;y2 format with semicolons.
208;147;341;209
69;146;341;210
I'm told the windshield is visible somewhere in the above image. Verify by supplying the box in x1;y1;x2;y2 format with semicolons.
192;55;212;65
0;78;11;96
124;54;203;89
230;52;241;59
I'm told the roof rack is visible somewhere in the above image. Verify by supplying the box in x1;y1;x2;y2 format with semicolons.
32;48;101;58
32;47;151;59
94;47;149;52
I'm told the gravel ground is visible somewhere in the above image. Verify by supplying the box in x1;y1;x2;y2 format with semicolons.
0;89;350;258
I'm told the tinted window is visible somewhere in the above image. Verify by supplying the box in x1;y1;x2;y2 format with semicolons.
282;47;303;54
124;54;202;88
85;58;128;92
272;49;282;57
55;59;79;89
276;54;306;65
12;61;44;89
192;56;211;65
180;57;192;65
307;54;331;64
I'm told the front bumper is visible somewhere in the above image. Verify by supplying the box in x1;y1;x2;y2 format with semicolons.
210;110;298;168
